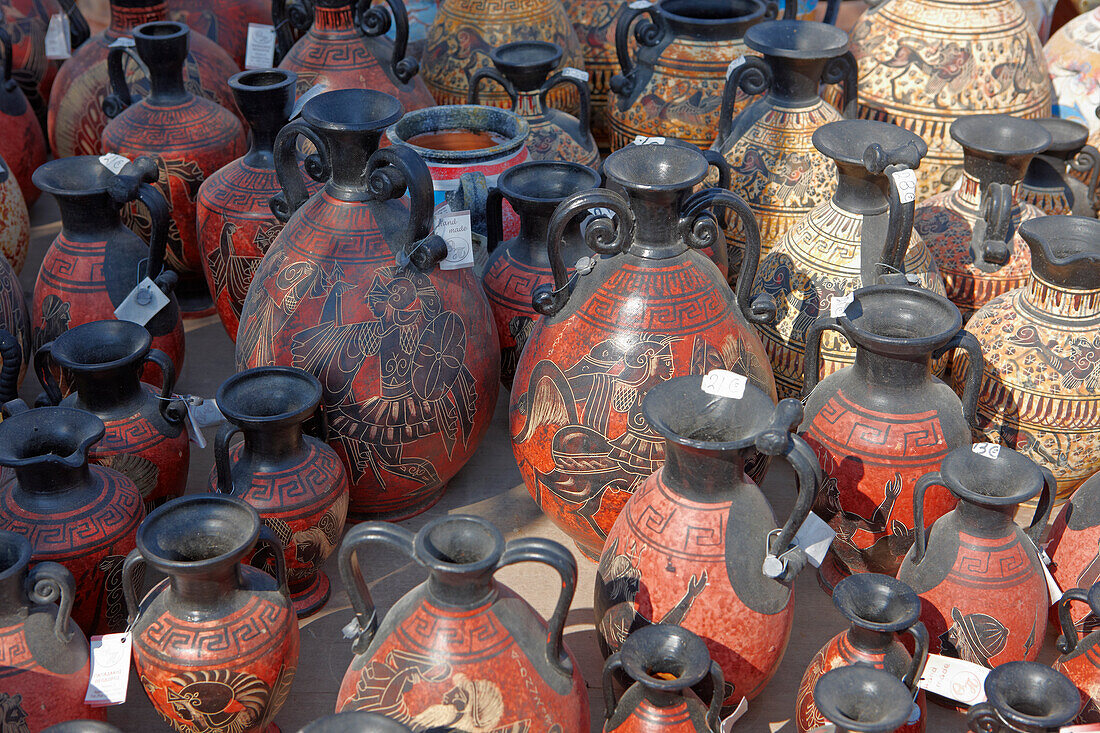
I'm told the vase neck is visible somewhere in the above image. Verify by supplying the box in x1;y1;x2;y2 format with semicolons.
847;624;894;655
245;124;280;169
109;0;166;33
55;192;124;237
515;91;546;118
953;171;1021;214
168;565;243;611
851;343;932;391
426;566;497;607
662;440;751;503
832;161;888;215
766;55;827;108
955;496;1016;537
143;49;189;106
1023;271;1100;319
69;365;145;413
640;686;690;710
239;423;307;468
14;463;93;497
319;128;384;196
623;187;689;257
0;572;26;619
313;2;355;32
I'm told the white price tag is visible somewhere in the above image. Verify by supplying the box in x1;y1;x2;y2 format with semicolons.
98;153;130;175
792;511;836;568
628;0;653;8
434;205;475;270
109;36;135;48
85;633;132;706
1063;725;1100;732
726;55;746;79
972;442;1001;459
244;23;277;70
291;84;325;119
632;135;666;145
561;67;588;82
44;13;71;59
917;654;988;707
720;698;748;733
701;369;747;400
830;292;854;318
891;169;917;204
189;397;225;429
1029;541;1064;605
114;277;169;327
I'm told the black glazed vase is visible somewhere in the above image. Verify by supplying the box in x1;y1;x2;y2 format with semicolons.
811;665;915;733
1020;118;1100;217
965;662;1080;732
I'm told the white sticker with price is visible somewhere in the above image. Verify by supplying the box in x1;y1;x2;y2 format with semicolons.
99;153;131;175
244;23;277;70
701;369;747;399
891;169;918;204
918;654;988;707
628;0;653;7
45;13;71;59
632;135;666;145
183;396;226;448
972;442;1000;459
720;698;748;733
109;36;135;48
726;55;746;79
791;511;835;568
561;67;589;82
85;633;132;706
434;204;475;270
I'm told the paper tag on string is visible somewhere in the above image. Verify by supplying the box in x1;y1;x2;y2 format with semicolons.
1063;724;1100;732
109;36;135;48
85;633;132;706
891;169;918;203
918;654;988;706
720;698;748;733
114;277;169;326
972;442;1001;459
291;85;325;118
1028;540;1063;605
98;153;130;175
434;205;475;270
182;397;223;448
830;292;854;318
633;135;666;145
45;13;71;59
561;67;588;82
726;55;746;79
244;23;277;70
701;369;747;399
628;0;652;8
792;512;835;567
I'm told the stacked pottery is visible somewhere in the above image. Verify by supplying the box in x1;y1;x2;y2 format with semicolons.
712;12;853;267
123;495;298;733
897;445;1054;667
1047;470;1100;632
46;0;238;160
1;0;88;126
753;119;944;401
100;21;247;317
798;284;982;591
482;160;602;387
913;114;1050;321
469;41;599;168
237;89;499;522
0;405;144;635
952;216;1100;508
335;515;589;729
0;151;28;274
810;666;915;733
0;530;103;728
594;377;820;705
849;0;1052;199
602;625;724;733
211;367;349;618
966;662;1081;732
1045;7;1100;151
35;319;189;510
509;142;777;561
1019;118;1100;217
0;27;45;206
1055;582;1100;723
166;0;270;67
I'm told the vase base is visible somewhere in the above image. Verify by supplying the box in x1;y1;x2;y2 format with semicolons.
347;485;447;523
290;571;331;618
816;552;850;596
174;273;216;319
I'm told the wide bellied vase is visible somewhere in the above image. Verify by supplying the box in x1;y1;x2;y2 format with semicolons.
0;530;103;728
35;319;189;510
46;0;238;160
849;0;1052;200
101;20;247;316
469;41;599;168
753;119;945;400
795;573;929;732
2;0;88;128
966;662;1080;732
952;216;1100;509
712;11;854;266
123;495;298;733
483;159;601;388
509;141;778;561
31;155;184;384
1020;118;1100;217
1047;470;1100;634
799;284;982;590
1045;7;1100;151
274;0;435;111
897;445;1054;668
595;377;820;705
236;89;499;522
810;665;915;733
166;0;270;67
1055;582;1100;723
211;366;349;618
0;406;144;635
602;624;723;733
335;514;589;729
913;114;1050;320
0;150;28;276
0;27;46;207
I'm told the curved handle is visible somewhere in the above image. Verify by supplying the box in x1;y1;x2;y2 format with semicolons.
609;2;663;98
821;51;857;119
701;149;731;191
102;45;144;119
110;156;170;280
486;185;505;254
1056;587;1092;654
0;330;21;406
931;329;983;428
1070;144;1100;211
256;525;290;598
339;522;418;654
716;56;772;143
800;315;847;399
213;423;243;496
34;342;63;406
122;548;145;627
821;0;841;23
704;661;725;733
902;622;930;694
272;0;315;62
497;537;576;677
356;0;419;84
366;145;448;272
540;73;592;140
27;561;77;643
1026;467;1056;548
970;182;1013;269
602;653;624;722
467;67;518;108
142;348;181;424
863;145;921;280
535;188;634;316
272;119;329;222
910;471;945;565
57;0;91;50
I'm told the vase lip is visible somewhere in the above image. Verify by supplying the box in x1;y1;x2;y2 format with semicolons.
1018;215;1100;288
132;19;188;42
603;143;709;193
950;114;1051;159
813;666;913;733
618;624;711;693
642;374;777;451
415;514;504;576
497;161;601;206
216;366;323;428
938;444;1044;507
658;0;769;28
47;319;151;374
490;40;562;78
302;89;404;134
838;284;962;357
1036;117;1088;155
229;68;297;95
746;19;849;60
0;407;106;470
0;530;30;585
32;156;119;198
832;573;920;633
387;105;530;164
137;494;260;575
813;120;927;167
983;662;1081;729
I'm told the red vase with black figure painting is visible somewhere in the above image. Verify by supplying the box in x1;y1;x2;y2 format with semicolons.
0;27;45;207
1048;471;1100;635
167;0;270;68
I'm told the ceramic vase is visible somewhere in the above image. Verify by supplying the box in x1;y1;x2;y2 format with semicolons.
0;151;28;275
1;0;88;127
810;665;916;733
166;0;270;67
1047;469;1100;634
0;27;46;206
1019;118;1100;217
965;662;1080;731
1045;7;1100;152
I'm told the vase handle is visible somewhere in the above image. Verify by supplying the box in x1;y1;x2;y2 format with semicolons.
602;652;624;722
467;67;518;108
821;51;857;119
536;188;633;316
931;328;983;428
864;146;920;281
1056;586;1094;654
122;548;146;628
367;145;448;272
255;525;290;598
338;522;417;654
102;44;146;118
110;156;170;282
540;71;593;142
143;348;185;424
966;702;1001;733
1070;144;1100;211
609;1;663;99
902;621;930;694
33;341;63;406
1026;467;1056;547
497;537;577;677
970;182;1013;270
801;315;848;399
56;0;91;49
716;56;771;144
356;0;418;83
272;119;329;223
704;661;725;732
0;330;20;406
272;0;314;62
486;185;506;255
27;561;77;643
213;423;243;496
911;470;945;565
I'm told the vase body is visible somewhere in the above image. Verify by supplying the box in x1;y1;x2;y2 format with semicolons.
0;530;104;728
966;662;1081;732
0;153;28;274
595;376;819;706
335;515;589;730
1019;118;1097;217
1047;471;1100;634
753;119;945;401
31;155;186;385
951;216;1100;508
559;0;623;146
897;445;1053;669
35;319;189;510
236;89;500;522
0;0;72;126
167;0;270;67
124;495;298;733
47;0;239;160
849;0;1052;200
0;407;144;636
210;366;349;618
0;223;27;385
510;142;777;561
482;160;600;388
276;0;434;112
1046;7;1100;152
1055;584;1100;724
0;29;46;207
